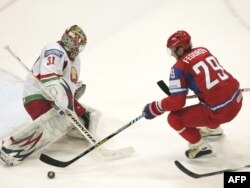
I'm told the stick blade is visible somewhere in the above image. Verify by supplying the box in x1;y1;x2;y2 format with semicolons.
40;154;70;168
157;80;171;96
174;160;201;178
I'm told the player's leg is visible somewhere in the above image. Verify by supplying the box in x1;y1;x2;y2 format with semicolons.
24;98;53;120
198;127;224;137
0;109;73;166
167;104;217;159
198;91;242;138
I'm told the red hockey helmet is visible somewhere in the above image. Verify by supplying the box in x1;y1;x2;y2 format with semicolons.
167;30;191;50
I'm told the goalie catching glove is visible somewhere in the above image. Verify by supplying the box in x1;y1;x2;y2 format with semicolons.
143;101;164;119
74;81;86;100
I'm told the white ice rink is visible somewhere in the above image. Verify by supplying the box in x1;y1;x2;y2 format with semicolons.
0;0;250;187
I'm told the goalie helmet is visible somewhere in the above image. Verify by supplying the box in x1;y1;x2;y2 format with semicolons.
61;25;87;60
167;30;191;50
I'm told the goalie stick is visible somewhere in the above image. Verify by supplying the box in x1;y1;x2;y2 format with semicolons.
4;45;135;158
175;160;250;178
40;114;144;167
157;80;250;98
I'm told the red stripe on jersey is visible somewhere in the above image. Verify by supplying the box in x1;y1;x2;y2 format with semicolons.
36;73;62;80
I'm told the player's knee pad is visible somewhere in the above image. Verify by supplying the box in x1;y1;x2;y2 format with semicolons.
167;112;184;131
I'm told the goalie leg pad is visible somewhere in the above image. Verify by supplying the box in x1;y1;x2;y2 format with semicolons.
66;105;101;139
87;106;102;136
0;109;73;166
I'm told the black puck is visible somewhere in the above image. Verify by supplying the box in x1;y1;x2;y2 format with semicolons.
47;171;55;179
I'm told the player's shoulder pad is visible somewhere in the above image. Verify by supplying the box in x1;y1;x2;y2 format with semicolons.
43;42;65;59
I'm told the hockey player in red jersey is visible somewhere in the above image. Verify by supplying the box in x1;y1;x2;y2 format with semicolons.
143;30;243;159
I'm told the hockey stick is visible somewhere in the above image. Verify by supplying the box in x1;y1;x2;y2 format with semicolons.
157;80;171;96
157;80;250;98
4;45;135;158
40;114;144;167
175;160;250;178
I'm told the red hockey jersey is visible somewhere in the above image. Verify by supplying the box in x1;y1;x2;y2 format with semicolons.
161;47;240;112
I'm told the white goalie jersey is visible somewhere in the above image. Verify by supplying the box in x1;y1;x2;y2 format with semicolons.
0;42;103;166
23;42;81;104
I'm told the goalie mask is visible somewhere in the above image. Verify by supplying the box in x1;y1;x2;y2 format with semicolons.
61;25;87;61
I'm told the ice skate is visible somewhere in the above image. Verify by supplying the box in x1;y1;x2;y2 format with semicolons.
198;127;223;137
185;139;212;159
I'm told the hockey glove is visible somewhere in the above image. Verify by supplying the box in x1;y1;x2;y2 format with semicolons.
143;101;164;120
74;81;86;100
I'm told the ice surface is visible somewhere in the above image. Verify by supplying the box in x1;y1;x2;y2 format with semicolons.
0;0;249;188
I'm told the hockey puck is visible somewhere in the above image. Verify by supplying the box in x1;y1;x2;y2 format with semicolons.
47;171;55;179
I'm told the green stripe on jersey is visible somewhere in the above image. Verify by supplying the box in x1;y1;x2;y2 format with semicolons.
23;94;46;105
